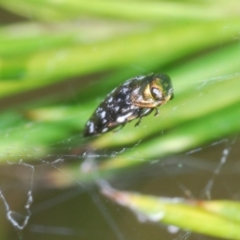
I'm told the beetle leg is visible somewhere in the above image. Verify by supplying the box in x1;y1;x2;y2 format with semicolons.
113;123;126;132
134;117;142;127
154;108;159;116
134;108;150;127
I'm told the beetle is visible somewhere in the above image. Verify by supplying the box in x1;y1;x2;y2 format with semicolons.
83;73;174;137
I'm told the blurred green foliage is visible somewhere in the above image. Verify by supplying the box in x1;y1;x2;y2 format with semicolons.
101;185;240;239
0;0;239;161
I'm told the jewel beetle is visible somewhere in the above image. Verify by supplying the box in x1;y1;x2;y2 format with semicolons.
83;73;174;137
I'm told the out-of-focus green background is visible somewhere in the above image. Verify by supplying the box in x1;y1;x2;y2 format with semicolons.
0;1;240;239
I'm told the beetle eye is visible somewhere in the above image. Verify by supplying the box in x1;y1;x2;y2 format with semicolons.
151;87;162;100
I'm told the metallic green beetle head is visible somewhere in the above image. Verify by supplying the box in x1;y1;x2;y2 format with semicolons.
131;73;174;108
149;73;174;102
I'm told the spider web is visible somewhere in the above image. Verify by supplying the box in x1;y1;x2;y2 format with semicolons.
0;72;239;240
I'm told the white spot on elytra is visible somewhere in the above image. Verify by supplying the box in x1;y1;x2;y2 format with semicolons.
135;75;145;80
100;111;106;118
102;127;108;132
122;80;131;86
116;112;133;123
88;122;95;133
114;106;120;111
132;87;140;95
96;107;103;113
120;87;128;94
108;97;113;103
